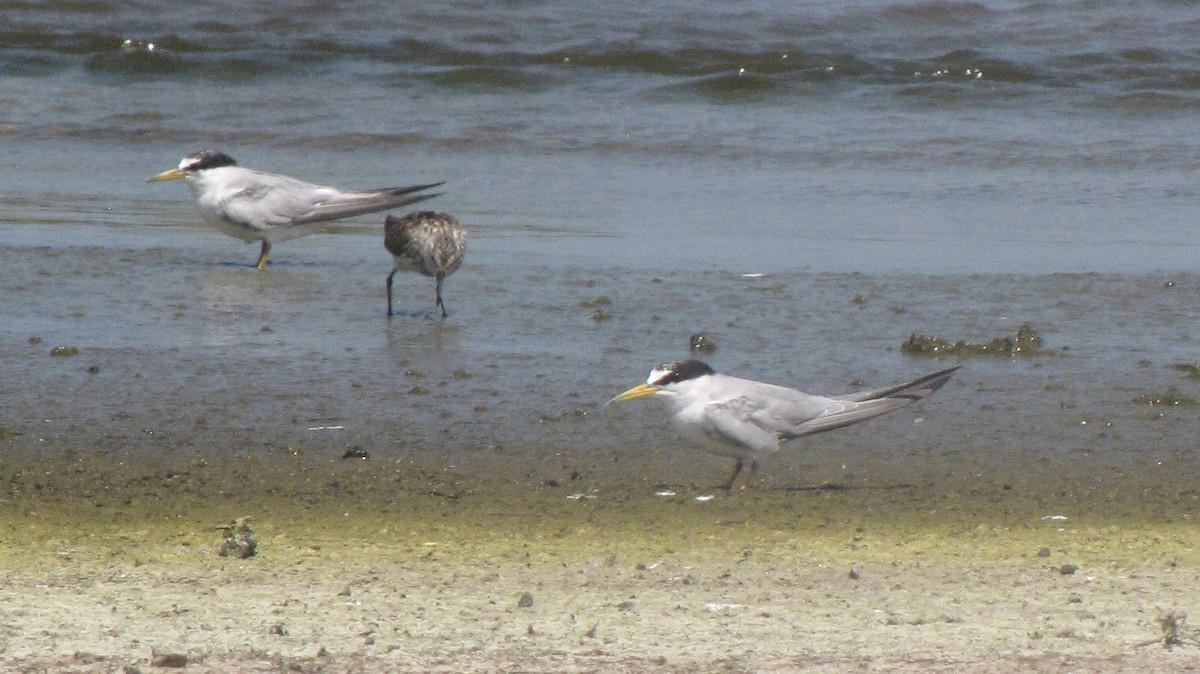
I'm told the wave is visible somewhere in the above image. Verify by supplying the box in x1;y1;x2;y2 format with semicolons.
1;1;1197;94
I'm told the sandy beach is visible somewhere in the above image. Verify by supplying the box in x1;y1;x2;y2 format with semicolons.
0;443;1198;673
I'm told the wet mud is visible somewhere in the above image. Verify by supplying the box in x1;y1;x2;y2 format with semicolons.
2;235;1200;670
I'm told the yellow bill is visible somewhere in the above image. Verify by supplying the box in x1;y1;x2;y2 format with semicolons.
607;383;659;404
148;168;187;182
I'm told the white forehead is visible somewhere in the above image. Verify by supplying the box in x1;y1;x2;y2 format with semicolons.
646;367;672;384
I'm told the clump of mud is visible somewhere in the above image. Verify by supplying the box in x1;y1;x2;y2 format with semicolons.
902;324;1042;358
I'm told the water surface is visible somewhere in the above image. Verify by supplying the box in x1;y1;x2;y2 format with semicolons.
2;1;1199;505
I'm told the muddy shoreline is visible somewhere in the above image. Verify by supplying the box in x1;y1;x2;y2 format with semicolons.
4;238;1200;670
1;446;1198;672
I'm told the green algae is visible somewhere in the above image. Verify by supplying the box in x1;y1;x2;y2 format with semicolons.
1170;362;1200;379
578;296;612;308
902;323;1042;358
1133;387;1200;407
0;448;1198;579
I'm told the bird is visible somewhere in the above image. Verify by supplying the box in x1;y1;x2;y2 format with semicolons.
608;359;960;490
384;211;467;318
149;150;443;270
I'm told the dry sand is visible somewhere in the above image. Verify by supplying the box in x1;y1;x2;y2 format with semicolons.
0;448;1197;673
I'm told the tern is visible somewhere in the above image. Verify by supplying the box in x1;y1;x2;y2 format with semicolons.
149;150;443;270
609;359;960;490
384;211;467;317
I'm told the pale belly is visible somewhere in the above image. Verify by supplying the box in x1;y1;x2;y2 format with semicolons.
672;417;773;461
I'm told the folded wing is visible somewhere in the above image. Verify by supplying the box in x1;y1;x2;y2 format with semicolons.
703;366;960;445
293;182;445;224
787;365;960;438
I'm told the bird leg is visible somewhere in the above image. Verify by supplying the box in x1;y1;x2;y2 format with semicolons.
386;270;397;317
255;241;271;270
722;458;745;491
435;270;447;318
741;459;760;490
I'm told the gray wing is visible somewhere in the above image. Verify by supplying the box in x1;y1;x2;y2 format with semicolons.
783;365;961;439
292;182;444;224
702;398;786;454
218;173;442;229
707;366;960;443
780;396;917;439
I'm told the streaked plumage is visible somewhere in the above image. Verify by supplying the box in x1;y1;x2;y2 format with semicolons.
149;150;443;270
609;359;959;489
384;211;467;318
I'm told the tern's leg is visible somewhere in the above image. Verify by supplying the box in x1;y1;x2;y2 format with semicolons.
386;270;397;317
722;458;745;491
255;241;271;270
741;459;760;490
435;271;447;318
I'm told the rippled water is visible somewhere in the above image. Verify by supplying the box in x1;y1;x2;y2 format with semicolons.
2;2;1199;494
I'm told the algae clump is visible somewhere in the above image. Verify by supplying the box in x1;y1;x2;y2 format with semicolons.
1133;387;1200;407
902;324;1042;358
1170;363;1200;379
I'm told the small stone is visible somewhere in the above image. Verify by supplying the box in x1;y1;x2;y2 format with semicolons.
151;652;188;668
689;332;717;354
517;591;534;608
50;345;79;357
1058;564;1078;575
1037;547;1051;558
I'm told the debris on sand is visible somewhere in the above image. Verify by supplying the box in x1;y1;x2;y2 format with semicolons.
217;516;258;559
1135;611;1200;650
902;324;1042;358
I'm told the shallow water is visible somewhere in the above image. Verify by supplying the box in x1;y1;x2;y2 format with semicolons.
3;224;1199;506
